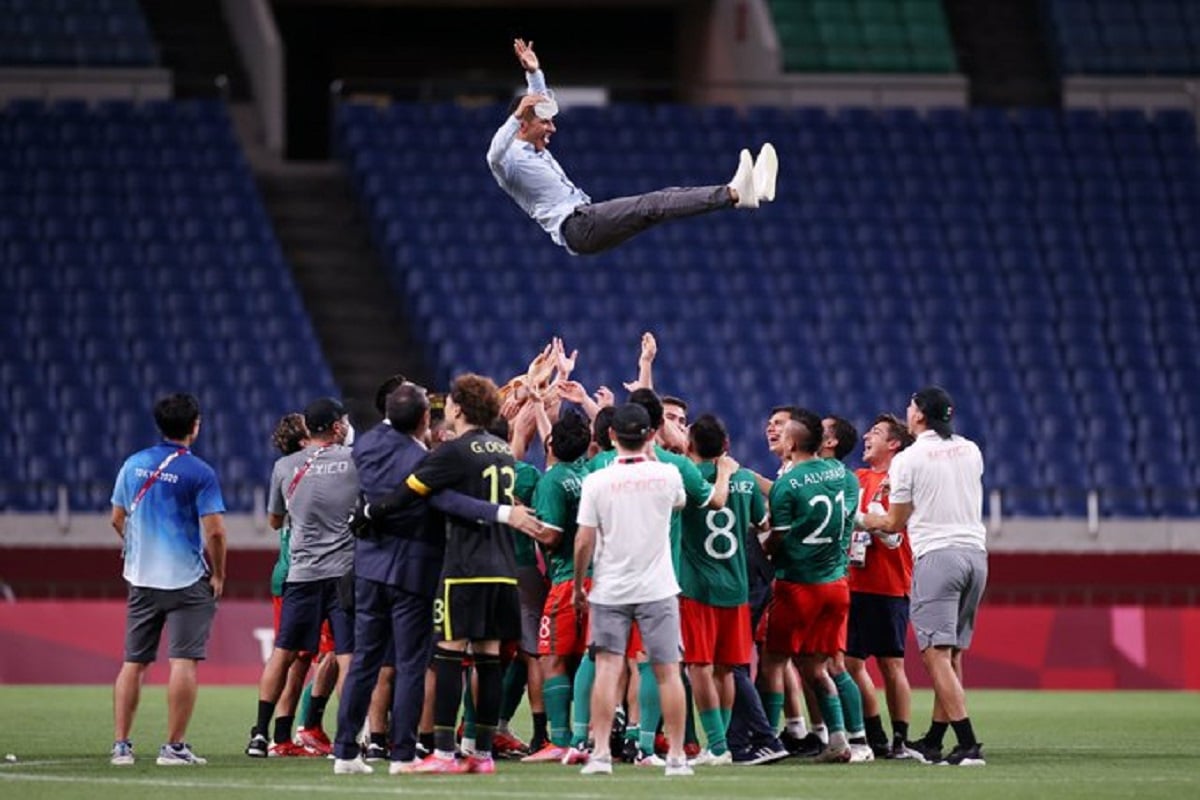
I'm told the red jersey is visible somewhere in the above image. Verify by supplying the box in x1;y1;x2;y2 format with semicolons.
849;467;913;597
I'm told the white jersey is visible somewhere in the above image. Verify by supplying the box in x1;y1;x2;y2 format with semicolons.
577;456;685;605
888;430;986;560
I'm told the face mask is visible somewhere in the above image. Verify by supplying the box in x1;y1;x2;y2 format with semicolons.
342;420;355;447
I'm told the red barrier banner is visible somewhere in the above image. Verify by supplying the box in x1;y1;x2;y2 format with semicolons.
1;601;1198;688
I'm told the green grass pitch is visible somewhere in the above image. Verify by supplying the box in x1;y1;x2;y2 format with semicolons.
0;687;1197;800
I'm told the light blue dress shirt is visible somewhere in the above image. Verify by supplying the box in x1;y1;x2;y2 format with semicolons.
487;69;591;250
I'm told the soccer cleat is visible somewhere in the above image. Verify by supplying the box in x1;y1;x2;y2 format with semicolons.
156;743;207;766
245;730;269;758
849;743;876;763
110;740;134;766
688;748;733;766
664;756;694;777
870;740;892;759
410;753;466;774
812;742;851;763
634;750;665;767
521;743;568;763
793;732;826;758
464;754;496;774
561;745;591;765
269;741;318;758
753;142;779;203
580;755;613;775
888;741;915;760
938;743;986;767
729;149;759;209
295;727;332;756
363;742;388;762
493;730;529;757
619;737;640;764
333;757;374;775
903;737;944;764
654;732;670;756
732;740;790;766
683;741;701;759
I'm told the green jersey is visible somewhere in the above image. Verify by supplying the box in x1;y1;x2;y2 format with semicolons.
768;458;858;585
653;444;716;573
270;527;291;597
511;460;542;568
585;448;616;473
532;457;589;585
679;463;765;607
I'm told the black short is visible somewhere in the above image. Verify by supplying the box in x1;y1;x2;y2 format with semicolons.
276;576;355;655
125;579;217;662
435;579;521;643
845;591;909;660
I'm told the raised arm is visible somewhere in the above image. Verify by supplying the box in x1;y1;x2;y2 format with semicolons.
624;331;657;392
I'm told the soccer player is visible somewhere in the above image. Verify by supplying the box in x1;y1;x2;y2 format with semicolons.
761;409;859;763
364;374;525;774
573;404;691;776
521;412;593;762
488;39;778;255
109;393;226;766
847;413;916;759
678;414;770;766
861;387;988;767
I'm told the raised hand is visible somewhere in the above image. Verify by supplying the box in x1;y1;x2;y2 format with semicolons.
514;38;540;72
594;385;614;407
638;331;657;365
558;379;588;405
553;336;578;377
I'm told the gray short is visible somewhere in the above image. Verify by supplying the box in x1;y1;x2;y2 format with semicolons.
589;595;682;664
911;547;988;651
517;565;547;655
124;579;218;662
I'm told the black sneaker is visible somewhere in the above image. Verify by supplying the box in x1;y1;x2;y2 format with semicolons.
939;742;985;766
363;742;388;762
870;740;891;759
902;737;943;764
792;733;825;758
610;708;627;757
620;737;640;764
245;730;269;758
732;739;790;766
888;740;914;760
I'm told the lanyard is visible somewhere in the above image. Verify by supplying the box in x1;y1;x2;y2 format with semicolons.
616;456;647;465
286;445;330;504
129;448;187;512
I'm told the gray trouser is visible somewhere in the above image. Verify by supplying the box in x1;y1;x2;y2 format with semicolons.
911;547;988;651
560;185;732;255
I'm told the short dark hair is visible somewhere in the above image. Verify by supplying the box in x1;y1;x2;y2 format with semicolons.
592;406;616;452
627;387;664;429
154;393;200;440
374;373;407;415
272;412;308;455
826;415;858;461
874;413;914;451
662;396;688;413
550;411;591;463
788;408;824;456
689;413;727;460
770;404;801;420
450;373;501;426
386;383;429;434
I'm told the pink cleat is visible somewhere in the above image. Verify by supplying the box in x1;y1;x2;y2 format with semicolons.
410;753;466;774
464;754;496;774
522;743;568;763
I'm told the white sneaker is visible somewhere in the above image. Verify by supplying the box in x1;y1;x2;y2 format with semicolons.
388;759;417;775
753;142;778;202
664;756;694;777
728;149;758;209
110;741;134;766
580;755;613;775
156;743;207;766
813;742;851;763
333;757;374;774
634;751;665;767
849;744;875;763
688;748;733;766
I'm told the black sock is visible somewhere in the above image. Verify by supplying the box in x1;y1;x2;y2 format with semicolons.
532;711;548;741
433;647;465;754
304;694;330;729
273;715;294;745
892;720;909;744
473;652;503;756
256;700;275;739
419;731;435;752
864;714;887;747
369;732;387;748
950;718;977;747
927;721;949;748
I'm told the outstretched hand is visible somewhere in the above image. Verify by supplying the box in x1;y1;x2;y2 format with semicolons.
514;38;539;72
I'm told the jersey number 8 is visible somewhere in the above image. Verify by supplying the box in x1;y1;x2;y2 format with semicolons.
704;508;739;560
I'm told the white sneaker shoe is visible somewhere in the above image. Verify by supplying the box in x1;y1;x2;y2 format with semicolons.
849;744;875;763
333;756;374;774
728;149;758;209
688;748;733;766
664;756;694;776
634;750;665;767
580;755;613;775
753;142;778;202
388;759;418;775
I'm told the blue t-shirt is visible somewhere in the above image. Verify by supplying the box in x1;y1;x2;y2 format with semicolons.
111;441;226;590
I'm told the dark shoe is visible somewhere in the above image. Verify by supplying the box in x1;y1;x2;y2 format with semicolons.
620;737;640;764
939;742;985;766
245;730;269;758
792;732;825;758
610;708;626;757
363;742;388;762
870;740;891;759
732;740;790;765
903;737;944;764
887;740;914;760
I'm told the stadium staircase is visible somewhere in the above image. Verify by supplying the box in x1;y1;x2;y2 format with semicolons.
256;165;433;420
138;0;249;99
941;0;1060;107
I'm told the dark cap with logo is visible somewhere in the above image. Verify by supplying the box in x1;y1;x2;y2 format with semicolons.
911;386;954;436
612;403;652;444
304;397;347;434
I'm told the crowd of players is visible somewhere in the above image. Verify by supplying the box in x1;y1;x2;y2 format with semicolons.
109;332;987;773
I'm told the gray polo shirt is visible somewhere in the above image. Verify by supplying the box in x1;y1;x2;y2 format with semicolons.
268;443;358;582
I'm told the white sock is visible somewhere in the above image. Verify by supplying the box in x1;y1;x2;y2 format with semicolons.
828;730;847;750
814;724;829;745
785;717;808;738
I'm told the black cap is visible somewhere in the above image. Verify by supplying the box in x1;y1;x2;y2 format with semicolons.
612;403;652;444
911;386;954;434
304;397;347;434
